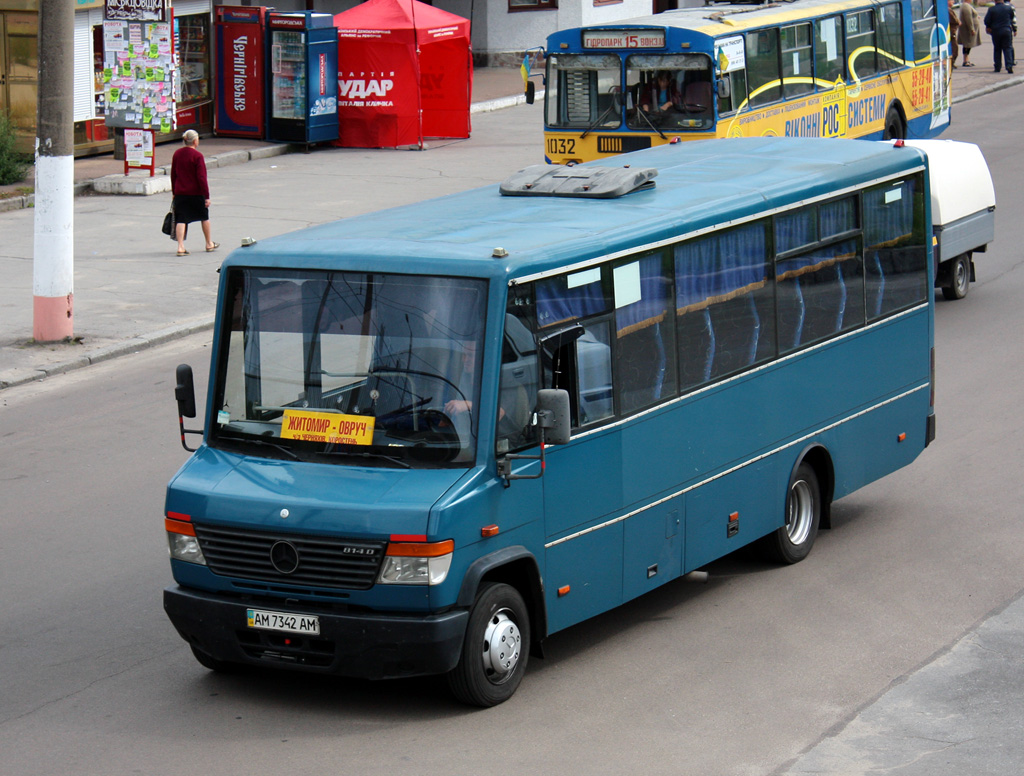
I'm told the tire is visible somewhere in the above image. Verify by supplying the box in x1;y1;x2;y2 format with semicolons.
941;253;971;300
447;582;530;707
190;644;243;674
882;106;906;140
762;462;821;565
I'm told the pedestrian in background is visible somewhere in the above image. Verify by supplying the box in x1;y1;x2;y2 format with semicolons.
949;0;961;66
170;129;219;257
985;0;1017;72
959;0;983;66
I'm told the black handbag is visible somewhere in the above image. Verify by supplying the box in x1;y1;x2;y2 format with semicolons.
162;209;174;236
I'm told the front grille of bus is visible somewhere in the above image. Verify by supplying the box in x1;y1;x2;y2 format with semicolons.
194;524;387;591
598;135;652;154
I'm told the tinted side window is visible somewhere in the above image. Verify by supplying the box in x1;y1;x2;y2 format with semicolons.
746;29;782;106
864;176;928;318
816;16;846;85
847;11;879;78
911;0;937;60
878;3;904;71
782;23;814;97
675;221;774;391
614;251;677;415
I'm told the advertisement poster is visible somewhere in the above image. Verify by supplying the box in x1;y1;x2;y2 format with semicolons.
102;19;176;132
124;128;153;165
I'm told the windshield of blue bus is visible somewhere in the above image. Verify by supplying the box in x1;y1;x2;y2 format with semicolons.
545;52;714;132
210;268;488;468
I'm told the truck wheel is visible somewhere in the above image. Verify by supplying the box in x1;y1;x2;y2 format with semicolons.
447;582;530;707
761;462;821;564
941;254;971;300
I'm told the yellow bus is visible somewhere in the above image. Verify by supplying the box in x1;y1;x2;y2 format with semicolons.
541;0;950;164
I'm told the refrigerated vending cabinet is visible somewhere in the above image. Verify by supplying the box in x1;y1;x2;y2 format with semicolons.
266;11;339;146
215;5;269;139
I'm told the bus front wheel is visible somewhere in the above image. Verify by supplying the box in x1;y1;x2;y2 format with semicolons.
763;462;821;564
447;582;530;707
883;106;906;140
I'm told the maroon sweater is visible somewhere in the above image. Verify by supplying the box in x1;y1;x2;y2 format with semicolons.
171;146;210;199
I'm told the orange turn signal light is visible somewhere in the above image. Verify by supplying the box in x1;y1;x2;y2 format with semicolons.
481;524;500;538
165;518;195;536
558;585;571;597
897;433;907;443
386;539;454;558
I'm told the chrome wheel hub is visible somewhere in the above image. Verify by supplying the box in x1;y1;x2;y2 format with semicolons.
787;479;813;545
482;609;521;681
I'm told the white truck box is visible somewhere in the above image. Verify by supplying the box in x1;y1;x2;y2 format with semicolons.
900;139;996;299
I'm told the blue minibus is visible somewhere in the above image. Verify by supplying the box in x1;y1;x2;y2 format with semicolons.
166;137;936;706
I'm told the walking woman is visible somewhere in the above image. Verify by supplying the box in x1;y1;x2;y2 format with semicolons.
170;129;219;256
949;0;961;66
959;0;983;67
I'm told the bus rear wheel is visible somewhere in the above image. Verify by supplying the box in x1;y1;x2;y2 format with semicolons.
762;462;821;564
883;106;906;140
447;582;530;707
942;253;972;300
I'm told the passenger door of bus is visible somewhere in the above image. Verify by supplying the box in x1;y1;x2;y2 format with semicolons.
537;316;683;633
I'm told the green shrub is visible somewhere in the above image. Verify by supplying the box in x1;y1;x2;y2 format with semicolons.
0;111;30;186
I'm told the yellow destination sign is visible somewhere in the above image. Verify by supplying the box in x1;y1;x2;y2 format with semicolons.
281;410;375;446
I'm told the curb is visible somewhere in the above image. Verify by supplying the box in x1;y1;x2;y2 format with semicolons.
91;143;298;196
0;317;215;391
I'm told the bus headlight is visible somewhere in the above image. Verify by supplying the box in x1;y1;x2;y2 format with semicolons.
166;515;206;565
378;539;454;585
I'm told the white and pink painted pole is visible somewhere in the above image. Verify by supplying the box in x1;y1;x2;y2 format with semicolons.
32;153;74;341
32;0;74;342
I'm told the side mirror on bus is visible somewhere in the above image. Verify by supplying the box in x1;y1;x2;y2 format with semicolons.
717;79;731;100
175;364;203;453
535;388;570;445
525;80;536;105
498;388;571;484
175;364;197;419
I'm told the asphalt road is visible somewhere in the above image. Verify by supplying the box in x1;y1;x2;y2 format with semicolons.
2;96;1023;775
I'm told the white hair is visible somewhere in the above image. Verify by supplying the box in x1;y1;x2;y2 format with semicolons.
183;129;199;146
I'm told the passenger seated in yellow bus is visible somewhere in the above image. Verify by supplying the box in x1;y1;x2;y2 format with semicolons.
641;71;681;113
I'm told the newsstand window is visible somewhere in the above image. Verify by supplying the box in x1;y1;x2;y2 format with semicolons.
174;14;211;106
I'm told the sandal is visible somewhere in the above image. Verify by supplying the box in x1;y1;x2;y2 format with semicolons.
964;61;975;67
176;249;190;256
205;242;220;252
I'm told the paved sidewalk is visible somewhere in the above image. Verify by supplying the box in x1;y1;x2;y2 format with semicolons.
0;66;530;208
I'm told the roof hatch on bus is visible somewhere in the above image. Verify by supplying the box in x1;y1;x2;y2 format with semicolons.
500;164;657;198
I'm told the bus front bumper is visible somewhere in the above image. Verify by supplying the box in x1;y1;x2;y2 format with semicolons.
164;585;468;680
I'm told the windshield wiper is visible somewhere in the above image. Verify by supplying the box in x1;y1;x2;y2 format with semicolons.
216;431;300;460
580;100;620;140
632;105;668;140
315;449;411;468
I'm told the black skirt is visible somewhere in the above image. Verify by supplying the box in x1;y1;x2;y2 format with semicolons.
173;194;209;224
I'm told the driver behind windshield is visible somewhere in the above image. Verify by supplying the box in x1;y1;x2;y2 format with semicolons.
641;71;681;114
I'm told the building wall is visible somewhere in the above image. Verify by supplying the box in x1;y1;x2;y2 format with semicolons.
280;0;652;64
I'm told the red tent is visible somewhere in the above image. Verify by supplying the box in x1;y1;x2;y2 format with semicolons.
333;0;472;148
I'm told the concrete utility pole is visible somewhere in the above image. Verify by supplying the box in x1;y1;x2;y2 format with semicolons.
32;0;75;342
